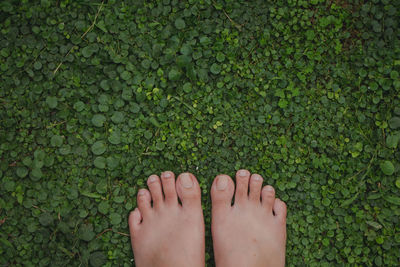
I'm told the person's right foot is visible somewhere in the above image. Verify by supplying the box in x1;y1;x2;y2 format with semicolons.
211;169;287;267
128;172;205;267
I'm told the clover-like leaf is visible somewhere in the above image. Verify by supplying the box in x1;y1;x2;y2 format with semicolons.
91;141;107;155
389;117;400;129
210;63;221;74
92;114;106;127
78;224;95;242
50;135;63;147
380;160;395;175
39;212;53;226
168;68;181;81
108;131;121;145
16;167;28;178
175;18;186;30
94;156;106;169
46;96;58;109
89;251;107;267
110;212;121;225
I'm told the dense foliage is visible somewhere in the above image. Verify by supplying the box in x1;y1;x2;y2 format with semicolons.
1;0;399;266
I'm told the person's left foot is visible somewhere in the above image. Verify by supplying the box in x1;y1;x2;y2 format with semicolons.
128;172;205;267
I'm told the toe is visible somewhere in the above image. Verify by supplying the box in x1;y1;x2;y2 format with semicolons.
273;198;287;223
234;169;250;204
261;185;275;213
147;175;164;208
248;173;263;203
128;208;142;237
160;171;178;204
211;174;234;213
137;189;152;218
176;172;202;209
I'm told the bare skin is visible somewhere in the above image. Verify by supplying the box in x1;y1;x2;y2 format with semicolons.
128;169;287;267
211;169;287;267
128;171;205;267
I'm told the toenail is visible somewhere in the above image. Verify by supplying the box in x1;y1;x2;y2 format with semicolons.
252;174;263;181
238;170;248;177
138;190;147;196
180;173;193;188
163;172;171;178
265;185;274;191
148;175;158;183
216;176;228;190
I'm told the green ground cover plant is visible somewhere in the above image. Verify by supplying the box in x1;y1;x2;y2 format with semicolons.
0;0;399;266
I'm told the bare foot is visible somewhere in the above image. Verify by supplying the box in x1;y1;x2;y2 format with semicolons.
128;172;205;267
211;169;287;267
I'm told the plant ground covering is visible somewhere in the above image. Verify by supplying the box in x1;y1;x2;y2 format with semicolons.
1;0;400;266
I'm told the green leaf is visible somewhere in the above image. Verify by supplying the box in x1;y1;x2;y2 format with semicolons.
16;167;28;178
94;156;106;169
80;191;102;199
183;82;192;93
81;46;93;58
180;44;192;56
50;135;63;147
149;117;160;127
120;70;131;81
39;212;53;226
106;156;119;170
341;192;359;207
89;251;107;267
175;18;186;30
98;201;109;214
74;101;85;112
91;141;107;155
33;61;42;70
108;131;121;145
156;142;165;150
31;168;43;180
113;195;125;203
141;59;151;69
322;198;331;206
384;195;400;205
380;161;395;175
168;68;181;81
376;236;384;245
216;52;225;62
96;179;108;194
367;193;382;200
386;133;400;148
46;96;58;109
111;111;124;124
210;63;221;74
110;212;121;225
0;237;13;248
92;114;106;127
96;20;107;32
389;117;400;129
395;179;400;189
305;30;315;41
78;224;95;242
278;99;288;108
144;131;153;139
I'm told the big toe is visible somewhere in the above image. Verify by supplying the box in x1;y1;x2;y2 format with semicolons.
211;174;234;214
175;172;202;209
